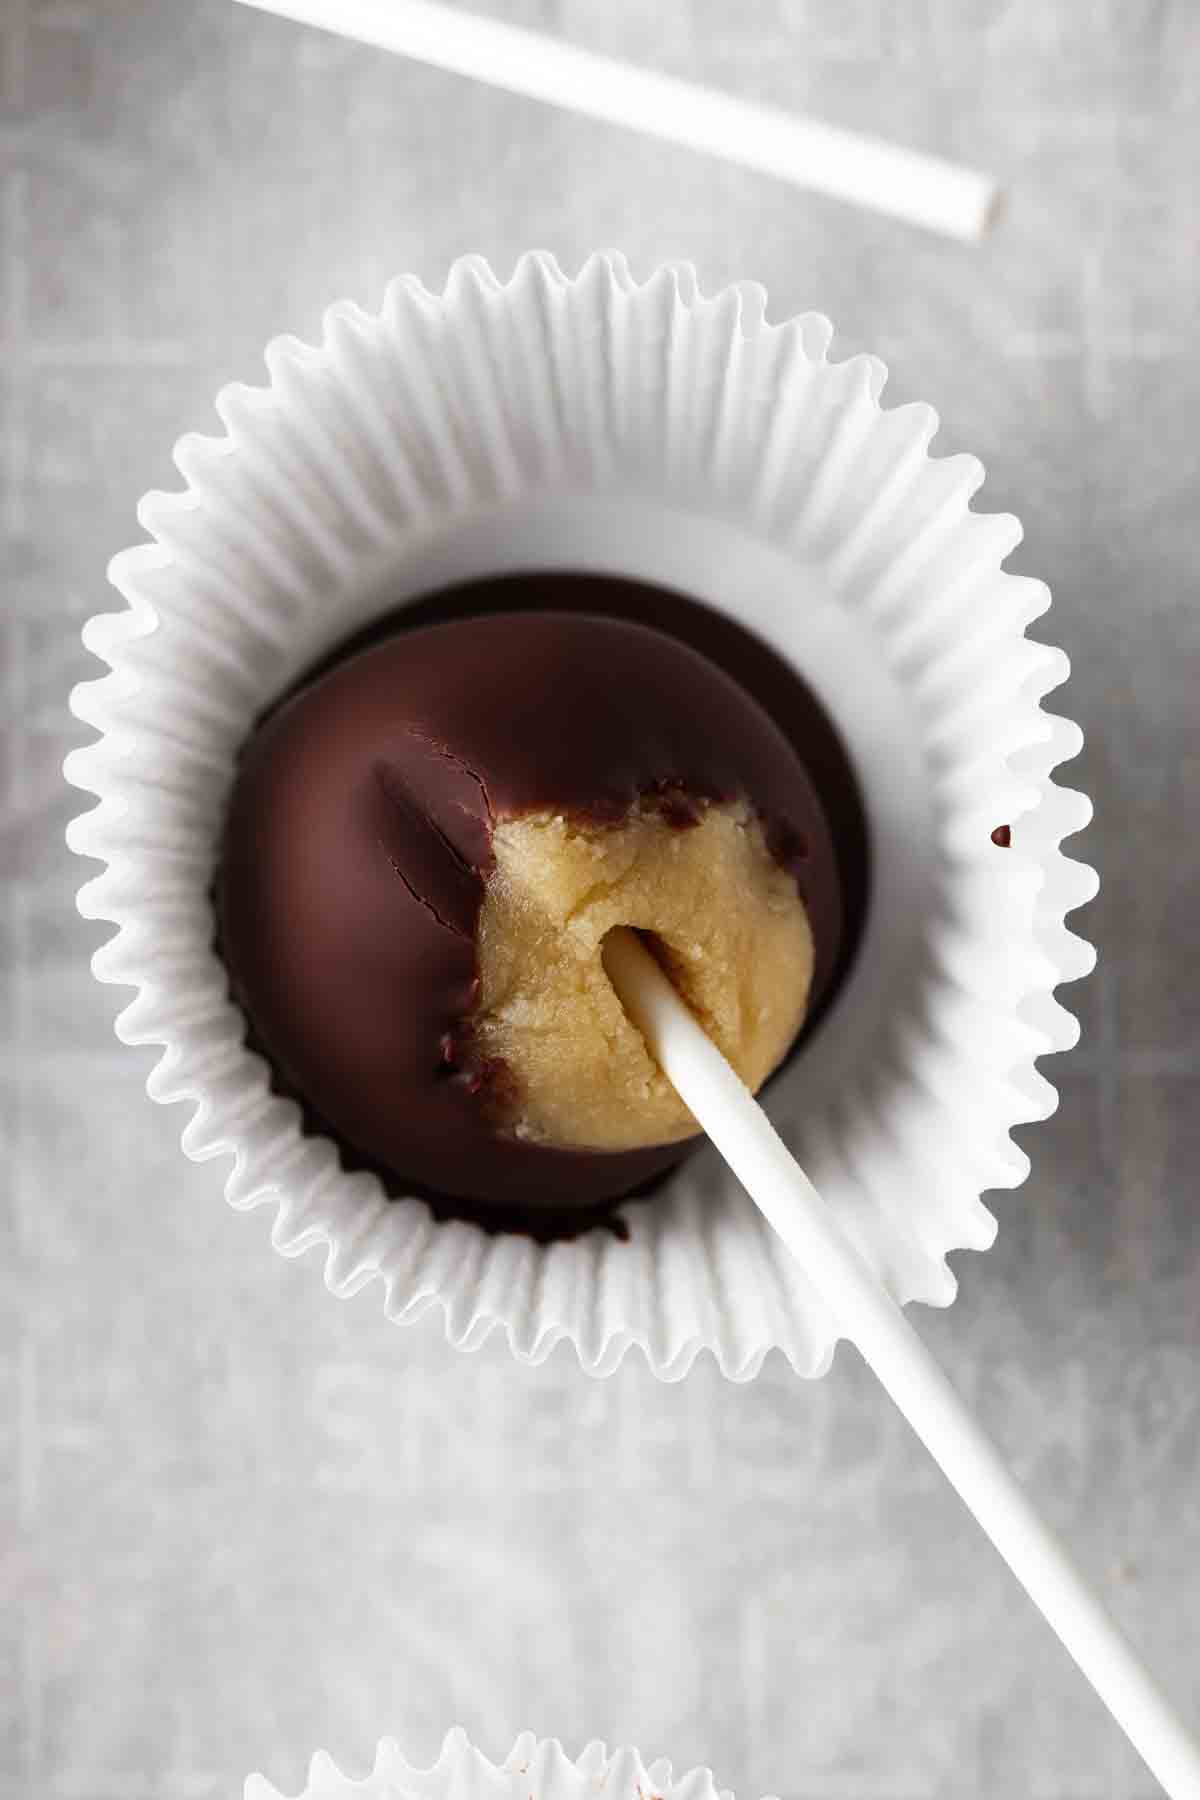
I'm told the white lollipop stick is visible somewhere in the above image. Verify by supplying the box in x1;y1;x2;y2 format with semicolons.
603;928;1200;1800
230;0;1001;242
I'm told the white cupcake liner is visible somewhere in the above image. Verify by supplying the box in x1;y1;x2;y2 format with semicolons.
65;250;1095;1381
245;1730;744;1800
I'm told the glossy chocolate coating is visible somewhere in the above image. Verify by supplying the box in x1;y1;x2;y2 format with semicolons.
218;586;861;1235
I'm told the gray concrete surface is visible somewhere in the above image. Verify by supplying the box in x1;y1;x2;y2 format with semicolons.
3;1;1199;1796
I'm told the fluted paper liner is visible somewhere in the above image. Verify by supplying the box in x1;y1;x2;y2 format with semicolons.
245;1730;745;1800
65;251;1096;1380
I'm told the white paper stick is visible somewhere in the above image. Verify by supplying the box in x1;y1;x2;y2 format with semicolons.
230;0;1001;242
603;928;1200;1800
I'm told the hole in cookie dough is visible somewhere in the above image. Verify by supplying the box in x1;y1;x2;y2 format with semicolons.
471;799;815;1153
625;927;693;1014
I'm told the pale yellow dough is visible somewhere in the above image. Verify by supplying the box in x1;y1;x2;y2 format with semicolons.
473;800;814;1151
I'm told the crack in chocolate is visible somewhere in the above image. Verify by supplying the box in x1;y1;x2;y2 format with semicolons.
412;730;497;837
372;757;485;940
381;841;472;939
441;747;495;825
417;804;478;878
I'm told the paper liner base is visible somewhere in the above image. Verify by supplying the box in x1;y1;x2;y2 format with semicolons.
65;252;1096;1381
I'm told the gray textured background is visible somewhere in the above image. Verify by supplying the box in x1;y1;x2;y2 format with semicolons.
3;1;1199;1796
